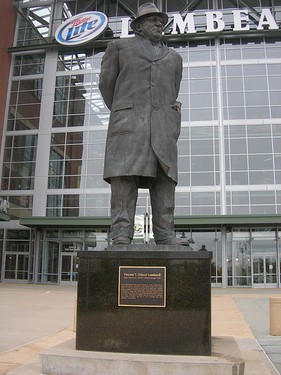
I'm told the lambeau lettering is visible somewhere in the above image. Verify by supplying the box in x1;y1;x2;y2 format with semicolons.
55;9;279;45
120;8;279;38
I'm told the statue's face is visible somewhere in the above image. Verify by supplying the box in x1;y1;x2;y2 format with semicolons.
137;15;165;42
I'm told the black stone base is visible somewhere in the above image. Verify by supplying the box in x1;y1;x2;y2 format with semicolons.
76;245;212;356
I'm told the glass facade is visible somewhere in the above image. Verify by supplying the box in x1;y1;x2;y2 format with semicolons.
3;229;33;281
227;228;280;287
0;0;280;286
37;228;107;283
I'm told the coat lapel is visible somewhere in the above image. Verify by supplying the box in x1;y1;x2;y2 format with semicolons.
155;44;170;61
136;36;170;61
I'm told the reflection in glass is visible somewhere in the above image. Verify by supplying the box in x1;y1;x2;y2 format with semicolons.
227;231;252;286
266;257;277;284
253;255;277;286
17;254;29;280
4;254;16;279
13;54;45;75
38;242;59;283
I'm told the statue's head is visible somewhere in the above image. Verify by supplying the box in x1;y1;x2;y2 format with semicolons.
131;3;168;42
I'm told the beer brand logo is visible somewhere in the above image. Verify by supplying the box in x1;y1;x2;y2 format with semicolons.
55;11;108;46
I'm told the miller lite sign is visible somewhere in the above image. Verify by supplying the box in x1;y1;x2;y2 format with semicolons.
55;11;108;46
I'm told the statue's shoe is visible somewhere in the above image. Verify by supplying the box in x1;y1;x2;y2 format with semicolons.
156;237;190;246
112;236;131;245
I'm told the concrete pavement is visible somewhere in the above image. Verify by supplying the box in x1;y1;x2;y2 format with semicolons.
0;284;76;374
230;289;281;374
0;284;280;375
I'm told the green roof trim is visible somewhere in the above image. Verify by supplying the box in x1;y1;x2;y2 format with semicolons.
174;214;281;228
0;211;10;222
20;216;111;228
20;215;281;229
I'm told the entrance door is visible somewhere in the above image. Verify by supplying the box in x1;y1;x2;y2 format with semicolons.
60;253;78;284
253;256;277;288
4;253;29;281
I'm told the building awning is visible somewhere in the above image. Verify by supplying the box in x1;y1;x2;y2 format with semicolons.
0;211;10;221
20;216;111;228
175;215;281;228
20;215;281;229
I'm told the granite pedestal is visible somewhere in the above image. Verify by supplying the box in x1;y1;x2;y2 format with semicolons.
76;245;212;356
5;337;246;375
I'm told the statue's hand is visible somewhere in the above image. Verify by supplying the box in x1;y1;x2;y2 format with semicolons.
171;101;182;112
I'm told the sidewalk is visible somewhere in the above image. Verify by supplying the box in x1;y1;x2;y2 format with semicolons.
0;284;280;375
0;284;76;374
212;288;281;375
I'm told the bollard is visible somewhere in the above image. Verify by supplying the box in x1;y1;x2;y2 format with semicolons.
269;297;281;336
73;296;77;332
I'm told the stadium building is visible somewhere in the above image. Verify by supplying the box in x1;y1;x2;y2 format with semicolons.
0;0;280;288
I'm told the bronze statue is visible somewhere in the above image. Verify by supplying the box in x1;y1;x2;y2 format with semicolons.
99;3;189;246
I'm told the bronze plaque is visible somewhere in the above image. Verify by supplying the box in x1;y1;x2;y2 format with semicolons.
118;266;166;308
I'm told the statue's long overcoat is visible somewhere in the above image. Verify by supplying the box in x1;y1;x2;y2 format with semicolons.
99;36;183;186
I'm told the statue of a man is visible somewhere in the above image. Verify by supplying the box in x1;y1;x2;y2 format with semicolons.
99;3;189;246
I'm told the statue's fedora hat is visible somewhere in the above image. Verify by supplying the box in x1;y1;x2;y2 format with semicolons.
131;3;168;30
